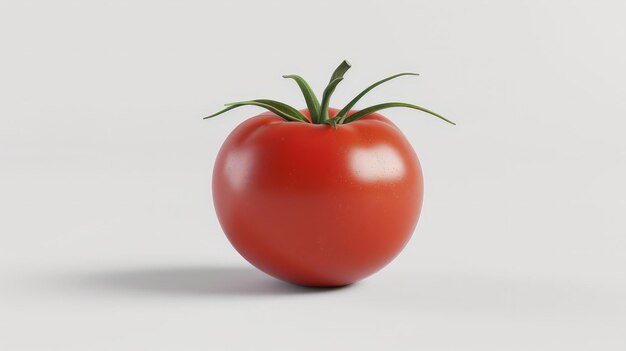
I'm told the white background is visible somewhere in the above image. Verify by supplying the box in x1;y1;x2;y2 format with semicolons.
1;0;625;349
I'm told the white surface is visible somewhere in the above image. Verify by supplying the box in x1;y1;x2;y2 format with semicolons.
1;0;625;349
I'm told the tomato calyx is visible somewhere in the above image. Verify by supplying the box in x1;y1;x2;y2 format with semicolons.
204;60;456;126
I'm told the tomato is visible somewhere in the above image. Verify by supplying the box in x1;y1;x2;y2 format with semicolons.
213;108;423;286
206;61;453;287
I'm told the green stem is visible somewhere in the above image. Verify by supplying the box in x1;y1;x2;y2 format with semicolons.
319;77;343;122
318;60;351;122
329;60;351;84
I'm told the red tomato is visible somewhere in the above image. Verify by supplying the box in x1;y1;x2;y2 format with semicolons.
213;108;422;287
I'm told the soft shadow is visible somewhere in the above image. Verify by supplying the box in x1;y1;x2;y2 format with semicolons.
65;266;346;297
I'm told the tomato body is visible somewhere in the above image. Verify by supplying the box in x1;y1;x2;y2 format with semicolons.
212;108;423;287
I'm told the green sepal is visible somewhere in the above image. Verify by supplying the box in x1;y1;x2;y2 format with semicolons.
206;99;309;122
204;61;455;128
204;105;240;119
342;102;455;125
336;73;419;121
282;75;321;123
253;99;309;121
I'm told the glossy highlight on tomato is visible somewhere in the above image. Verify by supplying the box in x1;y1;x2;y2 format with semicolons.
206;61;453;287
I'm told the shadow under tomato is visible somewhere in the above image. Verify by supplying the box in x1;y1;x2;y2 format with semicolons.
66;266;349;297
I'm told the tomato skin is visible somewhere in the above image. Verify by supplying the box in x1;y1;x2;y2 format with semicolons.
212;108;423;287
